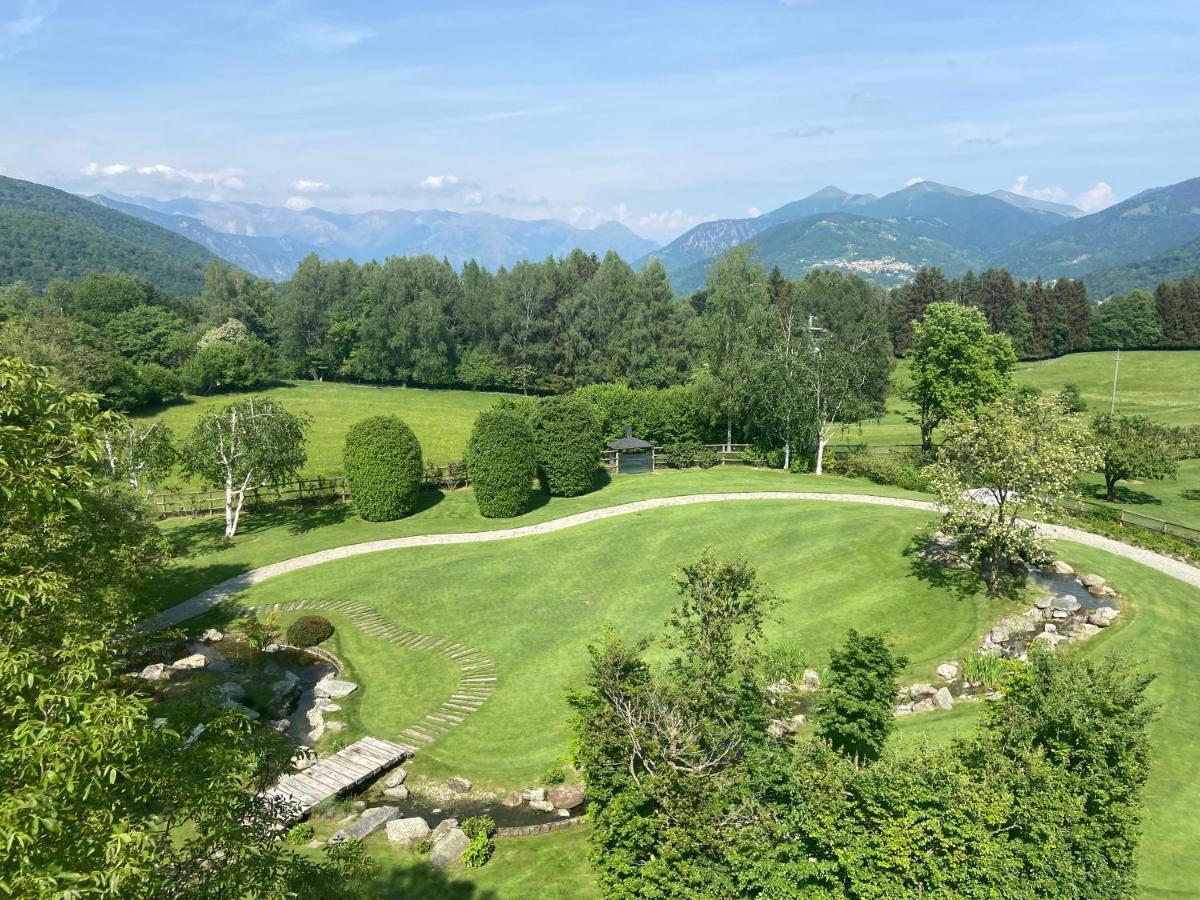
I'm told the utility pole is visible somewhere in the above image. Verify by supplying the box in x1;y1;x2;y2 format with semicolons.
1110;347;1121;414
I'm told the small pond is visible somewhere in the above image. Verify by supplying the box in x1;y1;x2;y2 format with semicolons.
1027;569;1115;610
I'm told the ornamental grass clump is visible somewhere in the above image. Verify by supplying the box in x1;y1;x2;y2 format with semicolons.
466;407;537;517
343;415;423;521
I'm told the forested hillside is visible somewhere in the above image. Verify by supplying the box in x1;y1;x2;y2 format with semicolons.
0;176;219;295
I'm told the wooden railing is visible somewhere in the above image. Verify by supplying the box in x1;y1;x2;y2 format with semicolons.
1060;497;1200;545
151;476;350;519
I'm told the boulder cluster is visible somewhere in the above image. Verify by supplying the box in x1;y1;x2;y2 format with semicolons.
500;784;586;817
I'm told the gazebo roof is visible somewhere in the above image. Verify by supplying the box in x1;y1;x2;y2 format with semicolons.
607;425;653;451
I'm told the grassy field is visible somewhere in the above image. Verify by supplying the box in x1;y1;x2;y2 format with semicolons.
152;467;928;609
137;381;504;486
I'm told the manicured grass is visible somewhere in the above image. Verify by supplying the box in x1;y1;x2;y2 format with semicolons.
1075;458;1200;533
151;467;929;609
360;822;600;899
227;501;1010;788
137;381;504;486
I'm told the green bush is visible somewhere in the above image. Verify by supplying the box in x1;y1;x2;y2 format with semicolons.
841;453;930;492
541;763;566;786
466;407;537;518
529;395;602;496
343;415;423;521
461;816;497;869
660;440;718;469
286;823;314;845
286;615;334;648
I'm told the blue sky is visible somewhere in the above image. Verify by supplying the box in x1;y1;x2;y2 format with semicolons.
2;0;1198;240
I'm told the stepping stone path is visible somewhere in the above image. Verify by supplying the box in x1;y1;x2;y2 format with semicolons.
244;598;497;751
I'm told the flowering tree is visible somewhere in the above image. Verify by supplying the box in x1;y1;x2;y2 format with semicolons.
931;395;1098;594
181;398;309;537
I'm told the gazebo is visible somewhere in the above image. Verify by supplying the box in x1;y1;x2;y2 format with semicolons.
607;425;654;475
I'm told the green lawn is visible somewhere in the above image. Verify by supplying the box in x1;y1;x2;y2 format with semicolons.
137;381;504;486
151;467;928;609
222;500;1011;788
1075;458;1200;533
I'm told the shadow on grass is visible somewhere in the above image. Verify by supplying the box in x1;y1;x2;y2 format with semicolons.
368;861;499;899
902;534;988;603
1182;489;1200;503
1091;485;1163;506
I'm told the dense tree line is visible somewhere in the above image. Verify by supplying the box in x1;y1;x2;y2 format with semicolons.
888;267;1200;355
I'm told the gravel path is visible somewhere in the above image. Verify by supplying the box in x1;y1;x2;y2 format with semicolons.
145;491;1200;631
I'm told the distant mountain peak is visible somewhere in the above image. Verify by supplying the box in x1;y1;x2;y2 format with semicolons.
987;190;1085;218
808;185;850;199
897;180;975;197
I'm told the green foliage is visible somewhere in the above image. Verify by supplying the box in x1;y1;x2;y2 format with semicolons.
413;837;433;855
0;355;368;896
529;394;602;496
1093;290;1164;349
659;440;718;469
286;614;335;648
287;822;315;845
466;406;537;518
757;642;808;687
180;337;275;394
462;815;497;841
541;763;567;786
343;415;423;521
961;653;1020;689
101;418;176;494
180;397;309;536
0;174;215;295
1057;381;1087;414
817;629;907;763
839;452;930;492
1093;412;1180;501
907;302;1017;450
932;395;1099;593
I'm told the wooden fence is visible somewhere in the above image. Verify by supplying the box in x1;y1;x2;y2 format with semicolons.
1061;497;1200;545
151;476;350;519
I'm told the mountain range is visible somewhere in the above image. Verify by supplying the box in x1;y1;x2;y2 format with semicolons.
642;177;1200;295
89;193;660;279
3;173;1200;299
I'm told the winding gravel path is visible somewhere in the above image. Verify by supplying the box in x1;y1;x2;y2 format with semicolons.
146;491;1200;632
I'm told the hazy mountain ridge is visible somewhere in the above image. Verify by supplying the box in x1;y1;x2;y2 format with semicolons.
93;194;660;277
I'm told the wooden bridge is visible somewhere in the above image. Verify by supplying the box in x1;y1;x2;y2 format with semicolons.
264;736;415;818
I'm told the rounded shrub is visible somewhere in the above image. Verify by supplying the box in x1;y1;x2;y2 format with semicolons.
530;395;602;496
286;615;334;647
343;415;423;521
466;407;537;518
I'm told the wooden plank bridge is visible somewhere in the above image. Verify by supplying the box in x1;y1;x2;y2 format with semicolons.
264;737;415;818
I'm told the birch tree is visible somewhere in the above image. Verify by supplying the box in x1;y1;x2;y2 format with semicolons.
796;330;875;475
101;420;175;495
181;398;309;537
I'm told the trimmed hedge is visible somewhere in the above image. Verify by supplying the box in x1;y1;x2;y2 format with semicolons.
467;407;537;518
836;453;930;493
286;615;334;647
530;395;602;496
343;415;423;521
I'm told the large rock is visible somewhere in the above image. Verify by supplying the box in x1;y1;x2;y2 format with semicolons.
933;687;954;711
548;784;585;810
1047;560;1075;575
171;654;208;670
908;683;937;700
431;818;459;842
1088;606;1120;628
801;669;821;690
1072;623;1102;639
314;679;358;699
912;698;935;714
936;662;960;682
200;628;224;643
989;626;1011;644
501;791;523;808
139;663;168;681
1031;632;1061;652
1050;595;1081;612
1034;595;1053;610
383;786;409;801
521;787;545;802
330;805;400;843
529;799;555;813
1080;573;1106;590
429;828;470;868
385;817;430;846
384;768;408;789
447;777;472;794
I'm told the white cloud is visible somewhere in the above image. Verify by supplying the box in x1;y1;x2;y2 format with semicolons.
284;196;313;211
416;174;461;191
1;0;56;57
905;176;925;187
81;162;131;177
287;19;375;51
135;163;245;190
1074;181;1117;213
293;179;330;192
747;207;762;218
1011;175;1118;212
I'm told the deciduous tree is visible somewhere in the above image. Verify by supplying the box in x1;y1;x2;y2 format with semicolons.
1092;412;1179;500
